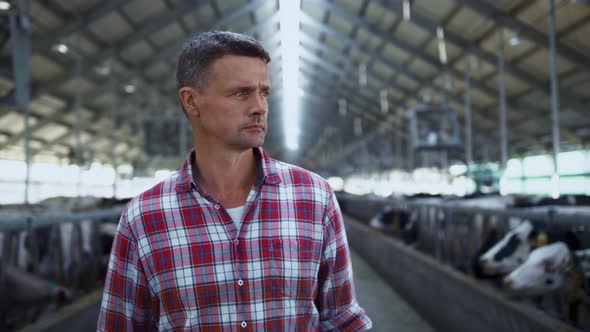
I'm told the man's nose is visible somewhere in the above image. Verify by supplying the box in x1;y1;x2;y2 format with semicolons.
250;93;268;115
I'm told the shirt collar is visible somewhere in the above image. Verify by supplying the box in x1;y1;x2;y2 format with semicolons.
174;147;281;193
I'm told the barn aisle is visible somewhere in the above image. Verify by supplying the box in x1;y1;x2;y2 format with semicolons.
351;248;436;332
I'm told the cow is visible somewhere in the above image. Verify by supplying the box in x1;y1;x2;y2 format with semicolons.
369;205;419;246
478;219;580;277
479;221;539;276
502;243;590;324
503;242;572;295
369;205;401;233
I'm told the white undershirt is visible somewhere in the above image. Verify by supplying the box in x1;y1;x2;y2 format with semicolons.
226;205;245;230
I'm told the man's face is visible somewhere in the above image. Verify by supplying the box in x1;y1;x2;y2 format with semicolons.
193;55;270;151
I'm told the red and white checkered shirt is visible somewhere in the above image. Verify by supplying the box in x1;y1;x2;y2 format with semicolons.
97;148;372;331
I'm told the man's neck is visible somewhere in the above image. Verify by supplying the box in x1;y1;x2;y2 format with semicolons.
192;146;258;207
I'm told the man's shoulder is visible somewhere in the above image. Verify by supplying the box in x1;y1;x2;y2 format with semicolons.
120;171;181;226
270;158;332;192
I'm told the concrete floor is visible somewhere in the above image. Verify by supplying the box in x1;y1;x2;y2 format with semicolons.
351;248;437;332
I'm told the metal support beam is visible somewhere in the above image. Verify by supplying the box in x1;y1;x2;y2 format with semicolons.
376;0;587;112
498;28;508;172
299;14;498;148
10;10;32;203
548;0;560;197
134;88;144;162
110;76;118;197
395;108;403;170
32;0;127;52
15;0;265;161
316;1;582;150
464;56;473;179
460;0;590;72
74;33;83;168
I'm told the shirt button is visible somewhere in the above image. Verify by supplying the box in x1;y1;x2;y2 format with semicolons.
241;321;247;328
214;204;220;209
234;239;239;245
238;279;244;286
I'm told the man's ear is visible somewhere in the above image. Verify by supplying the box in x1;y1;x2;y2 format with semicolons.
178;86;200;118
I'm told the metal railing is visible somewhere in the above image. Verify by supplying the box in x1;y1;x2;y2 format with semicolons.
0;206;124;330
338;193;590;331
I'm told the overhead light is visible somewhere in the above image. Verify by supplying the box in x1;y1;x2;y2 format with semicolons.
96;60;112;76
0;1;10;10
509;31;521;47
96;65;111;76
403;0;411;21
279;0;301;151
437;27;447;64
53;43;69;54
124;84;136;93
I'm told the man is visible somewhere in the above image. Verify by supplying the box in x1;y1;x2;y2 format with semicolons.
97;31;372;331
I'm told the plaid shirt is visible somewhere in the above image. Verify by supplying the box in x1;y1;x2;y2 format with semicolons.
97;148;371;331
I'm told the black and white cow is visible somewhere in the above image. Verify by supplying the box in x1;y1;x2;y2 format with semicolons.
479;221;538;276
369;205;419;245
503;242;573;295
478;220;580;277
502;243;590;324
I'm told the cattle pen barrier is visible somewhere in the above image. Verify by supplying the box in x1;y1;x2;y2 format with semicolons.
0;206;123;331
340;193;589;332
346;216;577;332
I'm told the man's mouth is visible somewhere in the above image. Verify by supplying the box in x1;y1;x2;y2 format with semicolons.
244;124;265;131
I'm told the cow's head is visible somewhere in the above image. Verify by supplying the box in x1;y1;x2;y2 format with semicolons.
479;221;537;275
503;242;570;295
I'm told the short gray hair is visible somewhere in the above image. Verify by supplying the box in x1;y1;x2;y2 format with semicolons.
176;31;271;92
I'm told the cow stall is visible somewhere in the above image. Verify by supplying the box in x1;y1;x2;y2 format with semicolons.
0;201;123;331
339;193;590;332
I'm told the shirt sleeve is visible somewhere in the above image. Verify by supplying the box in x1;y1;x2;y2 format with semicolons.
97;211;158;331
316;190;373;331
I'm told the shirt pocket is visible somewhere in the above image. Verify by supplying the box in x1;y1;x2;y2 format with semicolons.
269;238;317;300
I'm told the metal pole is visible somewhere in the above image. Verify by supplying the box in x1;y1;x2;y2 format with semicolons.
441;71;449;107
110;75;118;198
135;88;144;156
395;109;402;170
464;56;473;180
74;32;83;196
407;131;414;170
548;0;560;198
498;28;508;172
10;9;32;204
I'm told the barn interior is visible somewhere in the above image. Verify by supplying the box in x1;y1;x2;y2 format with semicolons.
1;0;589;331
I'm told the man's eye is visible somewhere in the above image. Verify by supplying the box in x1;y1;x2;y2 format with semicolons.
235;91;247;97
260;91;270;98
